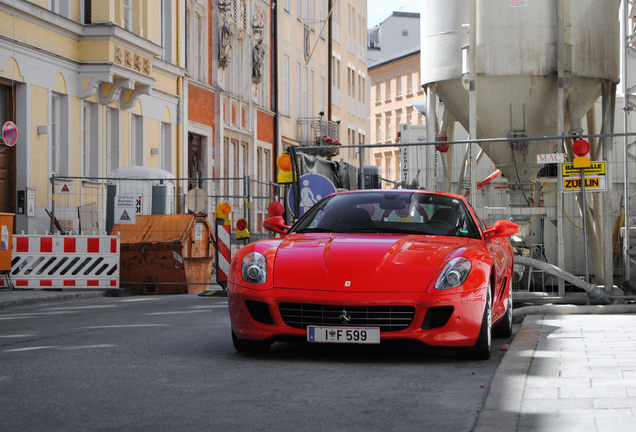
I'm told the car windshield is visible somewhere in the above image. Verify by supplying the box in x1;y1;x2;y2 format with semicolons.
290;191;480;238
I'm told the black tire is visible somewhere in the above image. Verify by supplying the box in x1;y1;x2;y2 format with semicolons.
231;329;271;353
461;285;492;360
493;295;513;338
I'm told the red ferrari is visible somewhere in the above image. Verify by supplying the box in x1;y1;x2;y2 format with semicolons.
227;189;519;359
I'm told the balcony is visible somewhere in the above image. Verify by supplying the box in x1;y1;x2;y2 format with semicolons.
296;116;341;158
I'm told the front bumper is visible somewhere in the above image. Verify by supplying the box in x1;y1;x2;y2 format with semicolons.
227;283;487;348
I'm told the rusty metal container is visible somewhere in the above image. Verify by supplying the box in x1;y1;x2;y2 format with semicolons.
0;213;14;272
112;214;216;295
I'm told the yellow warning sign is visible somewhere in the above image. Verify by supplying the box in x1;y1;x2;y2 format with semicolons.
562;176;607;192
562;161;605;177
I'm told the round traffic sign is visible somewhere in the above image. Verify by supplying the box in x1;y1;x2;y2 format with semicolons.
2;121;17;147
287;173;337;217
573;138;589;157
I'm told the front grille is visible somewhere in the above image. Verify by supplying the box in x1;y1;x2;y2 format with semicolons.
279;303;415;332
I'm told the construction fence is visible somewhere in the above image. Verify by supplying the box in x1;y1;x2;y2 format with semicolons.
291;132;636;303
41;173;287;292
22;131;636;300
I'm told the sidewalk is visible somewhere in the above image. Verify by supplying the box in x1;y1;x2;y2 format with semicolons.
475;305;636;432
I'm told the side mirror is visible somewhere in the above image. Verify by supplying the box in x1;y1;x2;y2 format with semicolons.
483;220;519;240
263;216;290;235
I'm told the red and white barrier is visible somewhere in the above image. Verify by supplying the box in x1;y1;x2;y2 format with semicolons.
0;234;119;289
215;221;231;286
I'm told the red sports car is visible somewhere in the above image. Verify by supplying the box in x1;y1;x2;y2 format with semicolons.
227;189;519;359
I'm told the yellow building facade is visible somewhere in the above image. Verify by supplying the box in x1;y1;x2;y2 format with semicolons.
0;0;186;234
369;50;425;187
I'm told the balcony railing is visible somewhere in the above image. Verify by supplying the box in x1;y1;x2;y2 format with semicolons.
296;116;342;158
297;116;340;158
296;116;340;146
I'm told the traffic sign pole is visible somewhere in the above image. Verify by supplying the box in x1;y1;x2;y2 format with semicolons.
580;167;590;284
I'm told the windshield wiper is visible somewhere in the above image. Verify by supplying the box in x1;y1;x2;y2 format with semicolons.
294;227;335;233
339;227;380;233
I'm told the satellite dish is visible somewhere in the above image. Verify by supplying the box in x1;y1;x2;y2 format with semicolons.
185;188;207;213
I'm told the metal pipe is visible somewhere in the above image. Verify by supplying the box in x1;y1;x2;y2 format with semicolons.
556;0;566;296
467;0;477;206
622;0;631;287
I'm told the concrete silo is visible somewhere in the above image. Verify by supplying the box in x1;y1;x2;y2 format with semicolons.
419;0;621;289
421;0;619;198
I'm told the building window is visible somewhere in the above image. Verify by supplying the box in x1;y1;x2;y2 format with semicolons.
368;27;380;50
320;75;325;113
81;102;99;177
407;73;413;95
187;4;206;82
359;75;365;103
51;94;59;175
376;118;381;143
386;116;391;142
376;82;380;103
396;76;402;98
105;107;120;175
385;79;391;101
320;0;326;36
283;55;290;115
161;0;173;62
124;0;132;30
131;114;143;166
82;0;91;24
351;69;356;98
296;62;301;117
302;67;308;117
161;122;172;172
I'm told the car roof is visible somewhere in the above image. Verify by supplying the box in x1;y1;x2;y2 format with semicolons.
333;189;466;201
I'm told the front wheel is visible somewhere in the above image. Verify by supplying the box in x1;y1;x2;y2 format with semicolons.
460;286;492;360
493;295;513;338
231;329;272;353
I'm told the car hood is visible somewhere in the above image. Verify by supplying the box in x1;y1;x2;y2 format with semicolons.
272;234;472;292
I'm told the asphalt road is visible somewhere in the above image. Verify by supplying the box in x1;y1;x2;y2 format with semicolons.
0;294;517;432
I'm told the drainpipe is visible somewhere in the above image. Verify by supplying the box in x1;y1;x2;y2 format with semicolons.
272;1;279;191
327;0;333;121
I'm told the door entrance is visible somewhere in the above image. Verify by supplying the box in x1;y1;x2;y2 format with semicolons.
0;84;16;214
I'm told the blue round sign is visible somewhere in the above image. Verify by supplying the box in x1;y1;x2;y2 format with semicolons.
288;173;337;217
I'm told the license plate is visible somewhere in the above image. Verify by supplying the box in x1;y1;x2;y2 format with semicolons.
307;326;380;344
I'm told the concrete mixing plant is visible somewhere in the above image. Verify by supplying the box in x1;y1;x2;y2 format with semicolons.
402;0;636;297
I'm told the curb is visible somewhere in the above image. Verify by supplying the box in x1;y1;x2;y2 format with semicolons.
0;290;107;309
473;314;542;432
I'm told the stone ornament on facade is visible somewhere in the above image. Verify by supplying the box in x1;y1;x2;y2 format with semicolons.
125;51;133;68
304;26;311;63
114;45;152;75
252;41;265;83
115;46;123;64
251;12;265;84
218;1;233;69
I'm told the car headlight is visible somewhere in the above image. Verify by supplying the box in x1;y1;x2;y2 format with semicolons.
435;257;471;290
241;252;267;285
